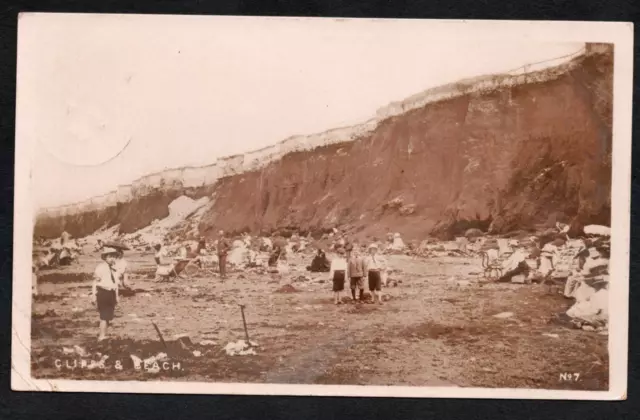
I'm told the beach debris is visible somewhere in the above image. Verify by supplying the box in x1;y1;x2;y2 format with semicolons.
493;312;514;319
73;345;88;357
583;225;611;236
224;340;258;356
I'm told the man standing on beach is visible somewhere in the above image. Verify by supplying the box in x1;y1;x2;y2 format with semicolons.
217;230;231;279
348;245;366;302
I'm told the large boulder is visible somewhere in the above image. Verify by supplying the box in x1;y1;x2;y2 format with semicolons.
227;240;249;266
583;224;611;236
566;287;608;325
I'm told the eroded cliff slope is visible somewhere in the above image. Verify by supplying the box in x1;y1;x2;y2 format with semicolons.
35;44;612;241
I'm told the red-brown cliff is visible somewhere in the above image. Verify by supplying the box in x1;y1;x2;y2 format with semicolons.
35;45;612;241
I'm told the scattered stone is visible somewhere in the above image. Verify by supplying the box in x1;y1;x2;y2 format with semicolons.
192;350;202;357
584;225;611;236
174;334;193;350
224;340;258;356
399;204;416;216
582;325;595;331
542;333;560;339
62;347;74;355
73;345;88;357
511;274;527;284
566;288;608;326
493;312;514;319
200;340;216;346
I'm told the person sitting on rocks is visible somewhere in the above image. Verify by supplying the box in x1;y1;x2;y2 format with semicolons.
154;243;176;282
268;245;282;267
187;238;207;269
307;248;330;272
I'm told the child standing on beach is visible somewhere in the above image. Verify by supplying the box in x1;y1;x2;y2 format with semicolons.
364;243;386;304
348;246;366;302
91;246;121;341
329;248;348;305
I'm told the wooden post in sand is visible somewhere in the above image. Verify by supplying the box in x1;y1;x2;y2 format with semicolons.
151;321;169;351
239;304;252;347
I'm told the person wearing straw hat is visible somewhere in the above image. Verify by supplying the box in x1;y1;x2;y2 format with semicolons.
329;248;348;305
91;246;122;341
103;241;131;289
364;242;386;304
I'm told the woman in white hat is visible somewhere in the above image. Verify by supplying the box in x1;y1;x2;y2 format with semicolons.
364;242;386;304
91;246;121;341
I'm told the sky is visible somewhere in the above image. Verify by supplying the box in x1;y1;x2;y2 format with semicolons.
17;15;584;209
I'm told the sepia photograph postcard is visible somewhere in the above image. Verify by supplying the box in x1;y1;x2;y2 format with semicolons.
12;13;633;400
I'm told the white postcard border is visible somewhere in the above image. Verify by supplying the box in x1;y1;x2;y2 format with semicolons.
12;14;634;400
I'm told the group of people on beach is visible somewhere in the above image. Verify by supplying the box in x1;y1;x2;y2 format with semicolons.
152;230;231;281
90;231;237;341
329;242;387;305
88;232;388;341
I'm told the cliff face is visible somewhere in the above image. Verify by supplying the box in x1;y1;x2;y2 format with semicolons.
34;186;216;239
35;45;612;241
199;47;612;240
